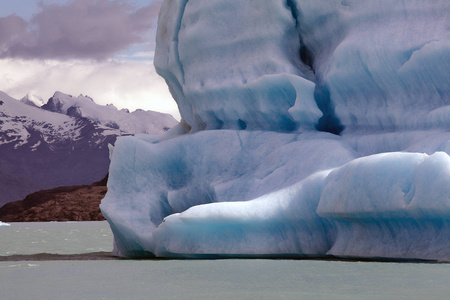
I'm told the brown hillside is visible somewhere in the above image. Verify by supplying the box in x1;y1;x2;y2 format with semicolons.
0;176;107;222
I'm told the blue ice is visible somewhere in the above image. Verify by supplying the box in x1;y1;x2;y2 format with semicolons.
101;0;450;261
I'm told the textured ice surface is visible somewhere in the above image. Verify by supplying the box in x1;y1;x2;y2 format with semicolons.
101;0;450;260
154;152;450;261
155;0;450;132
101;131;354;257
101;133;450;260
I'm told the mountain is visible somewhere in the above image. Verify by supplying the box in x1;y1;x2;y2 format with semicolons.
41;91;175;134
0;91;178;207
19;93;45;108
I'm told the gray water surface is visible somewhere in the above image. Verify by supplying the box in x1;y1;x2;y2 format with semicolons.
0;221;113;257
1;222;449;300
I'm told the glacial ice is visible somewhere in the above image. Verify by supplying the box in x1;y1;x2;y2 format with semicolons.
100;0;450;261
153;152;450;260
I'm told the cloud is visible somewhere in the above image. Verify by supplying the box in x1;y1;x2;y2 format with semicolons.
0;0;162;60
0;58;180;119
0;14;27;51
0;1;178;118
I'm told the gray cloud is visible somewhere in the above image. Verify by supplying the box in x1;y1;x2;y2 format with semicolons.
0;0;162;60
0;14;27;51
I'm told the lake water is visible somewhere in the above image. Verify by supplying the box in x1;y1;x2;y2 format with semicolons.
1;221;449;300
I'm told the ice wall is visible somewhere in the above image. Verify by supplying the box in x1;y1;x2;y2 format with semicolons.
101;0;450;261
155;0;450;132
101;130;354;257
155;0;320;132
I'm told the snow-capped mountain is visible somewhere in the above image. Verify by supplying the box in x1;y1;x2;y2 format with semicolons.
20;93;45;108
0;91;178;207
41;91;175;135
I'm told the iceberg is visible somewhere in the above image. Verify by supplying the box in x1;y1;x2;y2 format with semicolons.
100;0;450;261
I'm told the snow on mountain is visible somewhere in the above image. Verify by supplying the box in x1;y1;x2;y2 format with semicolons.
1;92;78;148
0;91;178;207
101;0;450;261
20;93;45;108
41;91;176;135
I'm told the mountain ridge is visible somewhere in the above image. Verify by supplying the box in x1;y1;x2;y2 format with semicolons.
0;90;178;207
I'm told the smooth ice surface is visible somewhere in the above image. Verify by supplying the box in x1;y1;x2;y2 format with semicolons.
101;0;450;260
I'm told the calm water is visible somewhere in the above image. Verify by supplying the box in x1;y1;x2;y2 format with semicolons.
1;222;450;300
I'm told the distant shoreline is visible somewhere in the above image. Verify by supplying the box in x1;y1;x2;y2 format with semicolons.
0;176;107;222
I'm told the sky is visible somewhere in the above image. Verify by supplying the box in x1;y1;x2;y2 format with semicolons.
0;0;180;119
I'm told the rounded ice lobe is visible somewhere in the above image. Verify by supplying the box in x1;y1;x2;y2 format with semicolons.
318;152;450;261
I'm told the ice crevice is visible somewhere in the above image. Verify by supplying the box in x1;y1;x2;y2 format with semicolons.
285;0;314;72
286;0;344;135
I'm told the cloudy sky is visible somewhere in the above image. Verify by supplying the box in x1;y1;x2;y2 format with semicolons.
0;0;179;119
